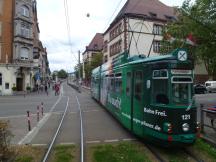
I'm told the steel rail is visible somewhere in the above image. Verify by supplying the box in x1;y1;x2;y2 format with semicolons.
42;97;69;162
144;143;166;162
183;148;204;162
76;95;84;162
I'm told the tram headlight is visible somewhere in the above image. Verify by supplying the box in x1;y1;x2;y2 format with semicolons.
182;123;190;132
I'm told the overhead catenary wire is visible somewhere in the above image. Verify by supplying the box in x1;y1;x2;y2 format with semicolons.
63;0;78;62
103;0;125;31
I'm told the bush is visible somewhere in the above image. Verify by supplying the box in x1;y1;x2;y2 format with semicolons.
0;120;15;161
12;86;17;91
26;86;31;91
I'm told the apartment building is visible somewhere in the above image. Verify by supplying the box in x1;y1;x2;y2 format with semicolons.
0;0;49;95
103;0;176;63
82;33;103;79
102;0;208;82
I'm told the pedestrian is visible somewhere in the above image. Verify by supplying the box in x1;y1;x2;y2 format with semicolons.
55;83;59;96
45;84;48;96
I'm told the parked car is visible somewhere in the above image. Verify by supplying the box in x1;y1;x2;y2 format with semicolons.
194;84;207;94
205;80;216;93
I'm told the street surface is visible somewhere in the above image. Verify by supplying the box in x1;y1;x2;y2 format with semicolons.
0;82;215;145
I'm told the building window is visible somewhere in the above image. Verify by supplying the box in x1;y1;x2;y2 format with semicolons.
103;40;108;52
153;41;161;53
153;24;163;35
110;23;122;40
110;40;122;56
104;55;108;63
21;5;30;17
20;47;29;60
5;83;9;89
21;22;30;38
0;73;2;85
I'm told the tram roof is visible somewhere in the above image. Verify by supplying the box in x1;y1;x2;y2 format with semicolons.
92;48;190;74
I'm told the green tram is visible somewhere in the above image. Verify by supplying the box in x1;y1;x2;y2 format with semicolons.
91;48;200;146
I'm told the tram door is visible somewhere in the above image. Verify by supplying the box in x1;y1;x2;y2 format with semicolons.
125;72;133;131
132;70;143;136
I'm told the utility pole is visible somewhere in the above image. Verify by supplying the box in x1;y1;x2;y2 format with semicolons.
78;50;81;93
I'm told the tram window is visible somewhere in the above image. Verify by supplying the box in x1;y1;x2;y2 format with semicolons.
172;83;191;104
152;79;169;104
115;73;122;93
172;77;193;83
153;69;168;79
134;71;143;101
126;72;131;96
110;74;115;92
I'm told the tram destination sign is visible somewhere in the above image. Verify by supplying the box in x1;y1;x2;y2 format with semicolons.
171;69;192;75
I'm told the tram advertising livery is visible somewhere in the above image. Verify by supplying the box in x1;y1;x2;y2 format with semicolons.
91;48;200;146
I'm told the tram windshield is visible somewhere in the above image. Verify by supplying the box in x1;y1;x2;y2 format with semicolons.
171;76;193;105
152;69;169;105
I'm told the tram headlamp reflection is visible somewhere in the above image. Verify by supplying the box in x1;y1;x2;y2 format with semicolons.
182;123;190;132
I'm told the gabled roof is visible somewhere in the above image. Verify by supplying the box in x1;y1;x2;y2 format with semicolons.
105;0;176;34
84;33;103;53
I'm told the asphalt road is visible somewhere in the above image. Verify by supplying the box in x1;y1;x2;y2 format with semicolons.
0;83;215;145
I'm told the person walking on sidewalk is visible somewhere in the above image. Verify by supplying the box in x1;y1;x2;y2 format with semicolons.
45;84;48;96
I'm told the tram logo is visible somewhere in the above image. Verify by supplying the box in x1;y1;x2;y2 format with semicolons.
108;94;121;109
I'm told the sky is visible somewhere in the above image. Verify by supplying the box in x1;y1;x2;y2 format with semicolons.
36;0;195;72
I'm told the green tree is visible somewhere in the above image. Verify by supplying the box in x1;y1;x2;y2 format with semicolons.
57;69;68;79
161;0;216;79
52;71;58;80
84;52;103;80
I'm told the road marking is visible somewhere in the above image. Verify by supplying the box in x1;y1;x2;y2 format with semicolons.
0;113;40;119
31;144;47;146
83;110;100;113
0;114;26;119
104;139;119;143
18;113;51;145
86;140;101;144
60;142;76;145
122;138;136;141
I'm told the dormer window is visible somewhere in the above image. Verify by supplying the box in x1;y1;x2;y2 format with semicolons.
164;15;175;21
149;12;157;18
21;5;30;17
94;44;98;49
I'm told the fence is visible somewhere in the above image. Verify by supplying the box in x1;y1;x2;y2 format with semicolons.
200;104;216;133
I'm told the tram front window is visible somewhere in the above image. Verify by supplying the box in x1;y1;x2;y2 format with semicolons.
152;79;169;105
152;69;169;105
171;77;193;105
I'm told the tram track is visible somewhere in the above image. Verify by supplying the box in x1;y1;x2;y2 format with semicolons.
183;148;205;162
144;143;166;162
41;97;69;162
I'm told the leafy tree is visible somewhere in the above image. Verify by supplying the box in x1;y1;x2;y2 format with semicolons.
84;52;103;80
51;71;58;80
161;0;216;79
57;69;68;79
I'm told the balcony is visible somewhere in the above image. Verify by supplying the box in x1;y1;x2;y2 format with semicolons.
13;59;33;68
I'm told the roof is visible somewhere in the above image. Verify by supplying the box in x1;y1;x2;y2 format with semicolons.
84;33;103;53
105;0;176;33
